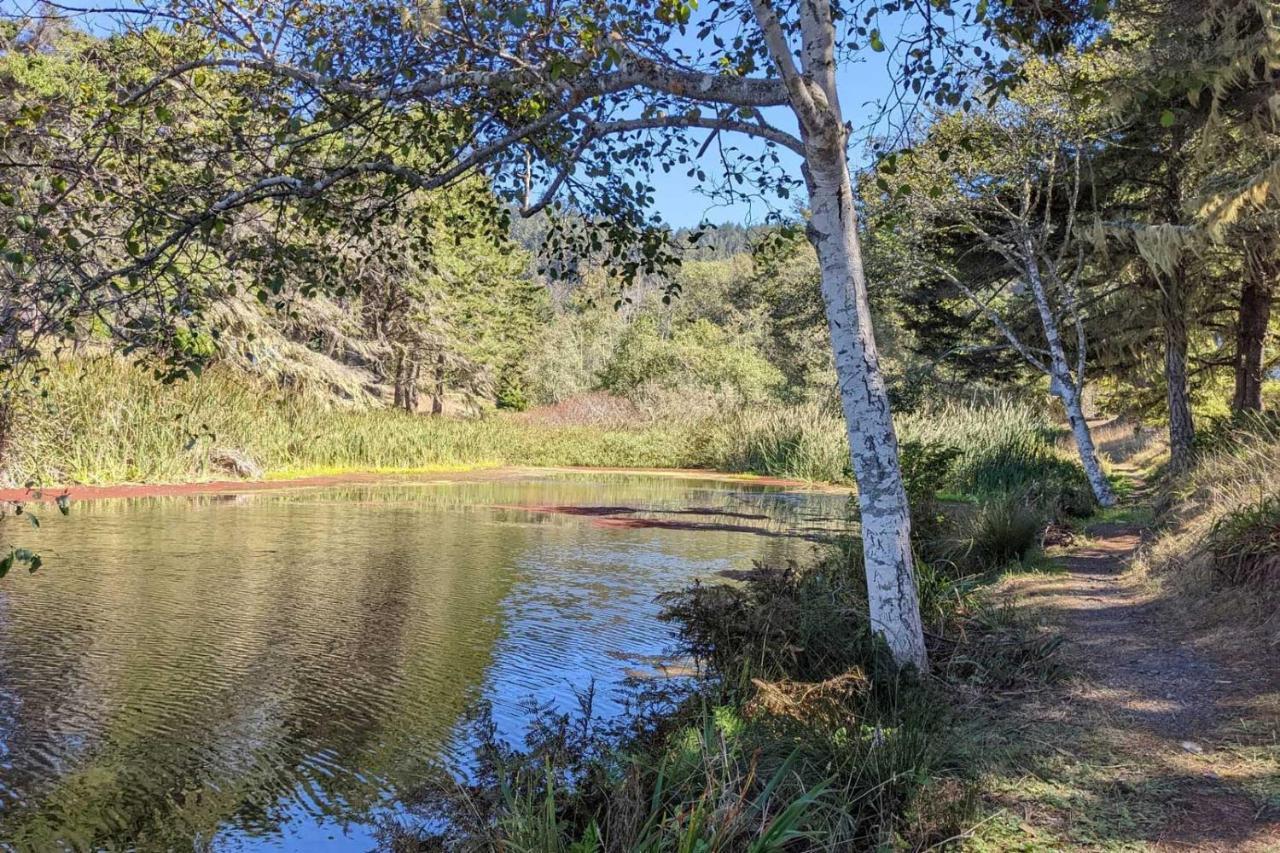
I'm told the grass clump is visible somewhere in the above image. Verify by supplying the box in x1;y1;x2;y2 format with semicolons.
1141;412;1280;640
1206;496;1280;595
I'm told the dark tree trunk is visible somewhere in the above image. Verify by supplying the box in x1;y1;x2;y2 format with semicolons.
1232;240;1275;413
430;353;445;415
1162;265;1195;470
392;352;407;411
0;400;12;479
407;360;421;412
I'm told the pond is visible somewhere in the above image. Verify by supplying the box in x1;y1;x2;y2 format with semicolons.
0;470;848;851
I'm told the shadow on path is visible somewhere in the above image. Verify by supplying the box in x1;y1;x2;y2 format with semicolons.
994;519;1280;851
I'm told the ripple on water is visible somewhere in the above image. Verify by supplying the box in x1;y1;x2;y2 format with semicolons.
0;474;847;850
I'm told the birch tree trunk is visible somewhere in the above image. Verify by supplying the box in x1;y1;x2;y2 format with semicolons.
802;150;928;671
1022;245;1116;507
1053;375;1113;506
750;0;925;669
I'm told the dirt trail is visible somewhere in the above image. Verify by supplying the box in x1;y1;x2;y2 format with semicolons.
1001;516;1280;851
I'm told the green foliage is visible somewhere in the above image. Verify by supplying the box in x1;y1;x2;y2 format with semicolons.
601;317;784;405
1206;495;1280;596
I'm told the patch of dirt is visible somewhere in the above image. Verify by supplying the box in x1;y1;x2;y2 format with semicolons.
998;520;1280;850
493;503;829;540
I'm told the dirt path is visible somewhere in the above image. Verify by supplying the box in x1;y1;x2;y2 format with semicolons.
985;519;1280;850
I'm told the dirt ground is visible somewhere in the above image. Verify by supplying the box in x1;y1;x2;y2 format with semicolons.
979;519;1280;851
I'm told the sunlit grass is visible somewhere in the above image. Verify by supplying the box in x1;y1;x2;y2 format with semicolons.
8;358;699;485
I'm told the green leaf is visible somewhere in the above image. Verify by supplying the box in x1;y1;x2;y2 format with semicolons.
1160;109;1175;128
869;29;885;52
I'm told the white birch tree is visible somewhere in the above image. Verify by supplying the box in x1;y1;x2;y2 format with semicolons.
886;91;1117;507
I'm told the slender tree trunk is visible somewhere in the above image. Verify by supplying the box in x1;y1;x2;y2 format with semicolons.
1162;266;1195;470
0;399;12;482
1021;244;1116;507
1233;240;1274;413
1053;374;1114;506
803;149;927;671
407;360;421;412
430;353;445;416
393;351;408;411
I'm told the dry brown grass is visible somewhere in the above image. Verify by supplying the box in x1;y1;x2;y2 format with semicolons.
1137;419;1280;646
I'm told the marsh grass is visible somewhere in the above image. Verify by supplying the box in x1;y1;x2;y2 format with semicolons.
7;358;697;485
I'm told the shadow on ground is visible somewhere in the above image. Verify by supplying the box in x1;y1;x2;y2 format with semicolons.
968;518;1280;851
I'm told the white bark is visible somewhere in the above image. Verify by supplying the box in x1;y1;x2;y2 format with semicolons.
751;0;927;670
1052;373;1115;508
1023;242;1116;508
804;156;927;669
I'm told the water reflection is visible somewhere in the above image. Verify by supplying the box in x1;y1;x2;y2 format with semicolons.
0;472;846;850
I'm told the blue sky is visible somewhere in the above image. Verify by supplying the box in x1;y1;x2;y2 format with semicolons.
645;25;904;227
1;0;912;229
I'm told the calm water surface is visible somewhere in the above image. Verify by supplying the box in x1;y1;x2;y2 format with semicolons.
0;471;846;851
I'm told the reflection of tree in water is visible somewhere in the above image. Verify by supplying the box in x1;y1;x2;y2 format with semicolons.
0;500;520;849
0;474;840;848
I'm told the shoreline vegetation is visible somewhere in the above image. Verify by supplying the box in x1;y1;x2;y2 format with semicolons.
5;357;1081;494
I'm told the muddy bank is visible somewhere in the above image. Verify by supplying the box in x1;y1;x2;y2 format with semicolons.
0;466;841;506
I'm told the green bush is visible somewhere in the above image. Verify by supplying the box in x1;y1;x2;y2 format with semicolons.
601;317;784;405
1205;495;1280;596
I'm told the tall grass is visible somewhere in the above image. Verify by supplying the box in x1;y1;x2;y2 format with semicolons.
1143;413;1280;637
699;399;1091;510
7;358;699;485
695;403;850;483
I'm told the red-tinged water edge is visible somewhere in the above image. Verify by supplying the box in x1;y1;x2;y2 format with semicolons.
0;465;835;505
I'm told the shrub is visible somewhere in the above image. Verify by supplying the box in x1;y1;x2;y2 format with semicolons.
601;317;784;405
1205;495;1280;597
